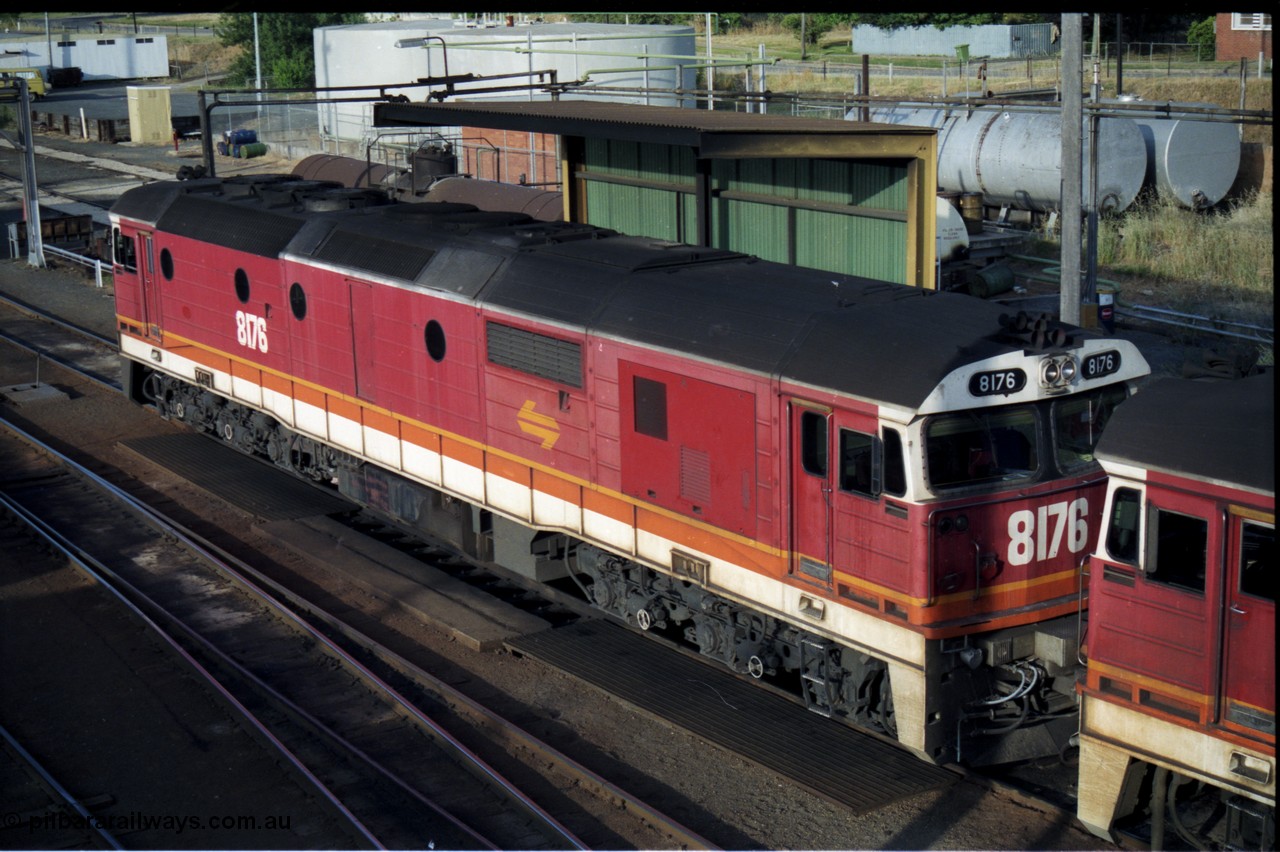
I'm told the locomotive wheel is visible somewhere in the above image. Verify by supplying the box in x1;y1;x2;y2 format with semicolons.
747;655;766;679
635;608;653;631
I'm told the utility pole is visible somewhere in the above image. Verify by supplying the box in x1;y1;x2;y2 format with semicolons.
1060;14;1083;326
12;79;46;268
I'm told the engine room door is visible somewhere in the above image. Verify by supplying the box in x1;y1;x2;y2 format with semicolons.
790;402;833;586
1219;513;1275;739
138;231;162;341
348;279;376;403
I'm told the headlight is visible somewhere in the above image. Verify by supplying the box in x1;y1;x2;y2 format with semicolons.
1039;355;1078;391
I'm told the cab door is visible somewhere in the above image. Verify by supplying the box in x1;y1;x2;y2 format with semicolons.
790;402;833;586
1219;512;1276;739
137;231;162;341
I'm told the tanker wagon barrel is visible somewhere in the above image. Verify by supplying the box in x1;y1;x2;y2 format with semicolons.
1104;99;1242;209
859;106;1147;215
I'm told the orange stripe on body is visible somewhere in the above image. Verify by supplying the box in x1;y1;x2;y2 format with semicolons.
533;469;580;504
262;371;293;397
584;488;633;525
362;407;399;439
442;436;484;471
487;453;532;488
230;360;259;383
294;383;325;410
327;395;361;423
401;422;441;455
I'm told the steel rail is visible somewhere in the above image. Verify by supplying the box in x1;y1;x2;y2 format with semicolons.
0;416;589;852
0;488;385;850
205;519;721;851
1119;302;1274;346
0;721;125;850
0;290;117;348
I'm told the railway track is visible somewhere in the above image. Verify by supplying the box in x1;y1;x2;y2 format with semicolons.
0;693;123;850
0;419;714;850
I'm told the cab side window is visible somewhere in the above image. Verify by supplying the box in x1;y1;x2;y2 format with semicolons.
1146;506;1208;594
1240;522;1275;602
838;430;874;496
113;227;137;272
882;428;906;497
1106;487;1141;565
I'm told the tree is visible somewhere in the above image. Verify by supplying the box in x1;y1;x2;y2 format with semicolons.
779;12;855;45
1186;16;1215;61
215;13;366;89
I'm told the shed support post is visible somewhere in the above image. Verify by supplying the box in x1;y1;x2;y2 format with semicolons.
695;157;712;248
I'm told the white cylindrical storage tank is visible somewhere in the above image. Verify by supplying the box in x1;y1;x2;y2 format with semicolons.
860;106;1148;214
1105;100;1241;209
316;19;698;146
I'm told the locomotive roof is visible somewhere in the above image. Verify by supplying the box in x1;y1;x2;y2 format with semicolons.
110;179;1098;412
1095;372;1275;496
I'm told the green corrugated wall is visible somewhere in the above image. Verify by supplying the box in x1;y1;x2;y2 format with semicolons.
581;139;909;283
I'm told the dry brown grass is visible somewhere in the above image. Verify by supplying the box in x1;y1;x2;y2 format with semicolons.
1097;191;1273;314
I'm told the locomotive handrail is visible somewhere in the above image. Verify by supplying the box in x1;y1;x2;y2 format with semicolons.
1076;553;1090;667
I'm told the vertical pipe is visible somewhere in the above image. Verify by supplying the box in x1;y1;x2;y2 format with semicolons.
1238;58;1247;140
758;44;767;113
1085;63;1100;309
861;54;870;122
1060;14;1083;326
705;12;714;109
1115;15;1124;96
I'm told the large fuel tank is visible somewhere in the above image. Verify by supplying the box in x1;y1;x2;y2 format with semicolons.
862;106;1148;214
1107;99;1241;209
291;154;404;190
423;176;564;222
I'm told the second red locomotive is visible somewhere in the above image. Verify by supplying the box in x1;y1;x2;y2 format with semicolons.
109;175;1151;766
1078;373;1274;848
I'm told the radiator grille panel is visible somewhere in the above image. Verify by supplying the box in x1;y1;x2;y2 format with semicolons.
487;322;582;388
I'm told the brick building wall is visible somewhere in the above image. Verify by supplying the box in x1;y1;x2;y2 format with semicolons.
1216;13;1272;61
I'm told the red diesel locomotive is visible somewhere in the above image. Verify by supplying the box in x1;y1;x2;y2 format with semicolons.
1078;373;1274;848
109;175;1151;766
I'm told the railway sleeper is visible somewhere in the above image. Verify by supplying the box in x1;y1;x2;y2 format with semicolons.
135;367;1087;768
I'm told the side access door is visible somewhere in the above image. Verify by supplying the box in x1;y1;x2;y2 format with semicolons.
1219;511;1276;741
137;231;163;341
789;401;833;587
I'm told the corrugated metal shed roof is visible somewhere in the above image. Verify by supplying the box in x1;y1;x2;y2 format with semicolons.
374;100;932;156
